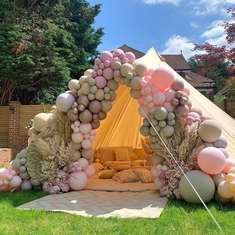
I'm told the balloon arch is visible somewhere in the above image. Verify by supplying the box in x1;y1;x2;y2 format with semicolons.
1;48;235;204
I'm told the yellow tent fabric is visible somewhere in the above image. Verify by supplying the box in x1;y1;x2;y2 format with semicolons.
93;48;235;159
93;84;143;150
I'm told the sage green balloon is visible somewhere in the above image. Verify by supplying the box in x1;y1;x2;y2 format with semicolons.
96;89;105;101
101;100;112;113
77;95;89;107
79;109;92;123
123;78;131;87
80;83;90;95
130;76;142;90
150;127;157;136
107;80;118;91
167;112;175;120
160;125;174;138
104;93;111;100
120;63;134;77
150;136;157;143
168;119;175;126
88;93;95;101
140;126;150;136
87;77;96;86
143;118;150;127
198;120;222;143
104;86;110;93
154;107;168;121
159;121;166;128
109;91;116;101
130;89;141;99
111;61;121;70
179;170;215;203
90;86;98;94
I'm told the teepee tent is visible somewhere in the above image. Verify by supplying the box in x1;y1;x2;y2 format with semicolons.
93;84;143;150
93;48;235;159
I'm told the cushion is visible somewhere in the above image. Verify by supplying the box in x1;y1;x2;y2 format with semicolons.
110;161;131;171
134;148;146;160
115;147;130;161
133;168;153;183
129;149;139;161
112;169;139;183
98;148;116;163
98;169;116;179
131;160;147;168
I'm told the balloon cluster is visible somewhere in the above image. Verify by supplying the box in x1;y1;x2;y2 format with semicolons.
68;158;95;190
54;49;136;191
0;168;22;192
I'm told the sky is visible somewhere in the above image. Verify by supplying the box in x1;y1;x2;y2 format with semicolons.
88;0;235;59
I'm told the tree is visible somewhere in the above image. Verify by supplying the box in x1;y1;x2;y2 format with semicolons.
190;8;235;93
0;0;103;104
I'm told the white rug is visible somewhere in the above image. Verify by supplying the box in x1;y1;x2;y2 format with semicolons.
18;191;168;218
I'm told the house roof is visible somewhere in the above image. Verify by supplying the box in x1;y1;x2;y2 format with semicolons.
161;54;191;71
183;71;214;88
119;44;190;71
119;44;214;88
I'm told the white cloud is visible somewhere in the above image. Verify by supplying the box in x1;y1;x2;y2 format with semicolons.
190;22;199;29
201;20;228;47
161;35;196;59
190;0;235;16
143;0;182;5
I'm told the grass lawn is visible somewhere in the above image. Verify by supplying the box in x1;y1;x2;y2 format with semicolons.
0;191;234;235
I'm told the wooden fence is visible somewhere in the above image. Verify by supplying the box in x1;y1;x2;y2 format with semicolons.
0;102;51;156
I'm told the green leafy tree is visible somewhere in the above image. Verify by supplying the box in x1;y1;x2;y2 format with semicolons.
0;0;103;104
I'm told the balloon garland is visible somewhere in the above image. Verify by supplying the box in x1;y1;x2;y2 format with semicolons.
0;48;235;205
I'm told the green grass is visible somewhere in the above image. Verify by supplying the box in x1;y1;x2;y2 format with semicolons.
0;191;234;235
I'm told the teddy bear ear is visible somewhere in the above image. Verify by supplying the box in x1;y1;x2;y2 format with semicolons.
71;124;75;129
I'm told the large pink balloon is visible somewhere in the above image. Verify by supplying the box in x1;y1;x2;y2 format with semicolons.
149;66;175;92
69;172;87;190
197;147;226;175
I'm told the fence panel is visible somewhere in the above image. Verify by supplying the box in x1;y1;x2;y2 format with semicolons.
0;106;9;147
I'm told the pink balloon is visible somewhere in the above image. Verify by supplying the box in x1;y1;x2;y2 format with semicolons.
145;95;153;103
104;60;111;67
182;87;190;95
103;68;113;80
95;76;107;89
164;89;176;102
100;51;113;62
84;165;96;177
153;92;165;106
149;66;175;92
95;58;101;65
223;159;235;173
112;49;125;57
197;147;226;175
99;63;105;69
97;69;103;76
164;102;174;112
188;112;201;120
69;172;88;190
78;158;89;170
125;52;136;63
79;123;92;134
81;139;92;149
